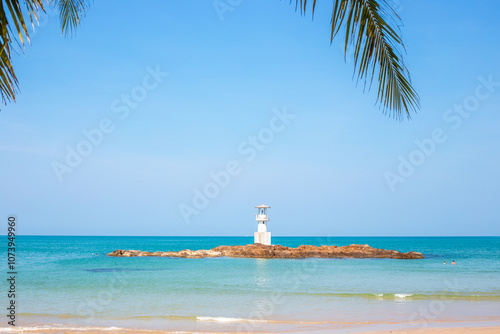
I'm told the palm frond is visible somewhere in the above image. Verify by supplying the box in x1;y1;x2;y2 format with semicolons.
296;0;420;119
0;0;88;108
53;0;89;36
0;0;45;106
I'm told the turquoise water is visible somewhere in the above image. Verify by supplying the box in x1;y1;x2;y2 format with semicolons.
3;236;500;332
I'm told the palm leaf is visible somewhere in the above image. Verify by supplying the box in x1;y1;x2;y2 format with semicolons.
53;0;89;36
0;0;87;108
296;0;420;119
0;0;44;106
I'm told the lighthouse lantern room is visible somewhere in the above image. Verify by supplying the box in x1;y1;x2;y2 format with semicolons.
254;204;271;245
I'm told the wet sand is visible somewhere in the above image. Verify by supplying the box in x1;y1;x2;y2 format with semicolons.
6;324;500;333
366;326;500;334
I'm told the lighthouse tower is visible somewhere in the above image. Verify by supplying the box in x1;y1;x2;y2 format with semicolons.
254;204;271;245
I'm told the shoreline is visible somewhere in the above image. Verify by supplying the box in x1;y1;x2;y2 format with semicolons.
3;323;499;333
365;325;500;334
9;312;500;334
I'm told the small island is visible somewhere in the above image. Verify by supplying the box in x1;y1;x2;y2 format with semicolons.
107;243;424;259
109;206;423;260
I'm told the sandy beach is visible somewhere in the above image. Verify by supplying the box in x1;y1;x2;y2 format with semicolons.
8;322;500;334
8;326;500;334
366;326;500;334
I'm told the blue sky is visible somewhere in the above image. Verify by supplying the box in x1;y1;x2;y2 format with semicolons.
1;0;499;236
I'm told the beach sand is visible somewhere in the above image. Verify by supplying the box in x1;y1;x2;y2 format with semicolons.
7;325;500;333
366;326;500;334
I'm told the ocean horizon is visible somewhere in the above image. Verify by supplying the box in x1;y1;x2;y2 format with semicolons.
4;236;499;333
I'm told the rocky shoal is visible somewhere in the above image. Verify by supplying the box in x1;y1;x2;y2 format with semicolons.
107;243;424;259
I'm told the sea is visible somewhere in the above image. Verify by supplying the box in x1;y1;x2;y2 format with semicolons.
2;236;500;333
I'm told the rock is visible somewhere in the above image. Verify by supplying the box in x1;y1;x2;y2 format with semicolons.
107;244;424;259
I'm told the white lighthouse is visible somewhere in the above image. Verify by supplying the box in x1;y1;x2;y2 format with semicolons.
254;204;271;245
